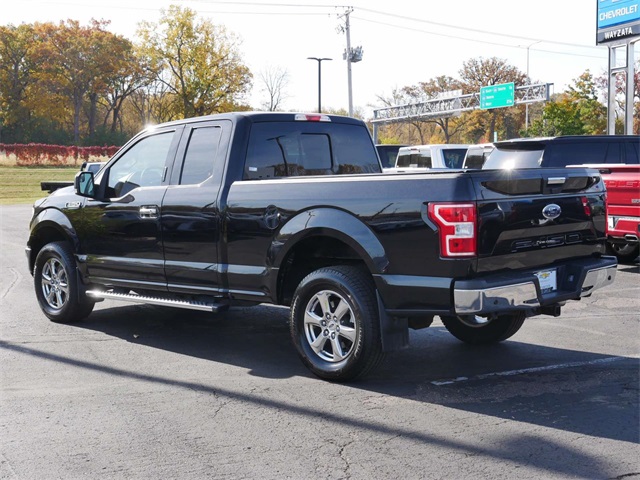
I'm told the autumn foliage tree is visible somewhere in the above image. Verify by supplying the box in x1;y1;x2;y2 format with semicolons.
136;5;252;119
0;6;254;145
459;57;527;141
0;24;36;142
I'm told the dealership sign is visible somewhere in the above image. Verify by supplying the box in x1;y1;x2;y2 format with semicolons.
597;0;640;44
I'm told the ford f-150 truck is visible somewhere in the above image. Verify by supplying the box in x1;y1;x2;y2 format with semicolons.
26;112;617;381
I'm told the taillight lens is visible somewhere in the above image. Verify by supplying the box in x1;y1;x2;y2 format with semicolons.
428;203;477;257
580;196;592;217
294;113;331;122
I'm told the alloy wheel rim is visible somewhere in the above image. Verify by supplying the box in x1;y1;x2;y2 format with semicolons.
41;258;69;310
303;290;358;363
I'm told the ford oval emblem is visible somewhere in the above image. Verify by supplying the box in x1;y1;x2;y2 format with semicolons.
542;203;562;220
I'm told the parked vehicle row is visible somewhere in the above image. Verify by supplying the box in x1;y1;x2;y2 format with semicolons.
383;144;469;173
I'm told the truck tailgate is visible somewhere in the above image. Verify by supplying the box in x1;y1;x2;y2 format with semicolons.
471;167;608;273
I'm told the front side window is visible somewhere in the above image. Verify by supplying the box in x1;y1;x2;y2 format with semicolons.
107;131;174;197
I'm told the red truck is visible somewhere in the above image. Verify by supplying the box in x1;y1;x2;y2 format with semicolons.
600;165;640;263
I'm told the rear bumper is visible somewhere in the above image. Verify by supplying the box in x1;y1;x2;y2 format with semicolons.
453;256;617;315
375;255;617;317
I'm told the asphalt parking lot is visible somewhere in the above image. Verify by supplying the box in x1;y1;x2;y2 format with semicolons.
1;204;638;479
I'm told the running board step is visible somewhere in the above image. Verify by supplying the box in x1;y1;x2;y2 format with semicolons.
87;290;229;313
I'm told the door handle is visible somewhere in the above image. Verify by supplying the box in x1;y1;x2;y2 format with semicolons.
140;205;159;219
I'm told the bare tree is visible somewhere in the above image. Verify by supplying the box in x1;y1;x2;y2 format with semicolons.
258;65;290;111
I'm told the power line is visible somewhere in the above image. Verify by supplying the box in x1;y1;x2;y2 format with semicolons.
354;16;608;60
184;1;604;52
356;6;603;51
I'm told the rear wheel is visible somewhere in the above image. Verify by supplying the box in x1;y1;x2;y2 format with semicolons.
607;241;639;264
290;265;384;382
34;241;94;323
440;312;526;345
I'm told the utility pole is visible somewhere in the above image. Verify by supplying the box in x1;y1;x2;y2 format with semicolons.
337;7;362;117
344;8;353;117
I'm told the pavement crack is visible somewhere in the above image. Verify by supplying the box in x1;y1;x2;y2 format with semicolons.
609;474;640;480
338;439;354;480
0;267;21;303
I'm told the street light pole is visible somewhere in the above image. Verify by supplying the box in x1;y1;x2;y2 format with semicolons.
307;57;332;113
525;40;541;130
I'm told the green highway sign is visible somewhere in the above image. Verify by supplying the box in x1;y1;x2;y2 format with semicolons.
480;82;515;110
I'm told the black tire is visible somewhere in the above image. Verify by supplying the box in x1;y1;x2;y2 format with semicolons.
607;241;639;264
290;265;385;382
440;312;526;345
34;241;94;323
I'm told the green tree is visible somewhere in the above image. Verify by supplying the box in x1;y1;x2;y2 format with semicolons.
567;70;606;134
527;93;584;136
528;70;607;137
137;5;252;118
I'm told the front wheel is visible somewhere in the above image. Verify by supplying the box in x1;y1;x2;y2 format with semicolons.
34;241;94;323
440;312;526;345
290;265;384;382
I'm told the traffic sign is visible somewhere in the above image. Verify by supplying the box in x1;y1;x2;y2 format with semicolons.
480;82;515;110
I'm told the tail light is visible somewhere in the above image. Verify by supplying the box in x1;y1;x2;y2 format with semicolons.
428;203;477;257
580;196;592;217
294;114;331;122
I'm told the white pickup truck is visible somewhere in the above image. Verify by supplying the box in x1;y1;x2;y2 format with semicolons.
383;144;469;173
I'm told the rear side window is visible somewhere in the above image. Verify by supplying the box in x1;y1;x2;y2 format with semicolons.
180;126;222;185
442;148;468;168
544;143;608;167
396;151;432;168
244;122;380;180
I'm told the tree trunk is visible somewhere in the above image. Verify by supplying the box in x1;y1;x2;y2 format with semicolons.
88;92;98;137
73;89;82;145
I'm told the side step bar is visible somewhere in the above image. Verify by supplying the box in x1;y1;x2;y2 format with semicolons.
87;290;229;313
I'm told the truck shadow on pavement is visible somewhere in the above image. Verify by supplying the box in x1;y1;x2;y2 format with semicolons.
2;300;637;479
59;302;640;450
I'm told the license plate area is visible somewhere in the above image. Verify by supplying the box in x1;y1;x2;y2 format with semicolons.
535;269;557;294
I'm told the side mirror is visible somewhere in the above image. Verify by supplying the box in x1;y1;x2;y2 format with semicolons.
75;171;95;198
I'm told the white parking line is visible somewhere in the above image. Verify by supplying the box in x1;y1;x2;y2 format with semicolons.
430;355;639;386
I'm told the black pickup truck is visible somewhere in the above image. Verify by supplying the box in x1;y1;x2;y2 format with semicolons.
26;112;617;381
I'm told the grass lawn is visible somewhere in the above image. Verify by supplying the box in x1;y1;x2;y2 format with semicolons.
0;166;78;205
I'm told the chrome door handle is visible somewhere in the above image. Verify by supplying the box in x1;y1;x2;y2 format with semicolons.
140;206;158;218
